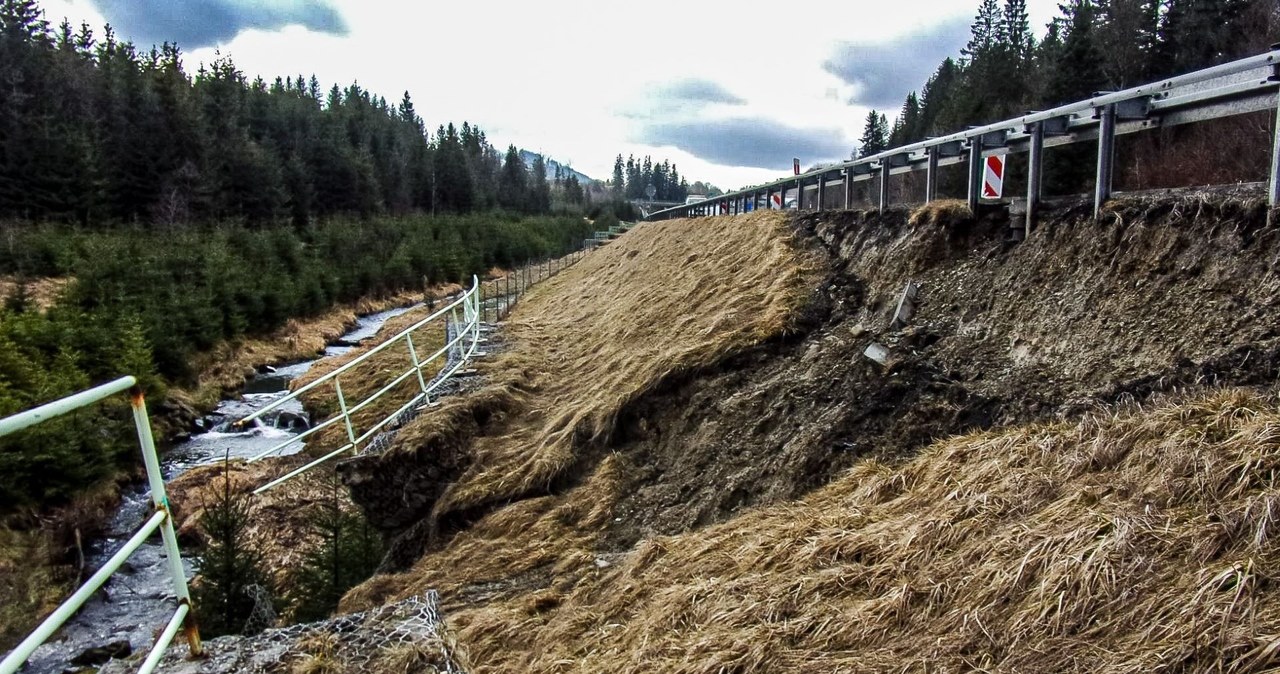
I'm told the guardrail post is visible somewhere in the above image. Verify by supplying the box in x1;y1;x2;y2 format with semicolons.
130;388;202;657
1095;102;1117;219
1026;120;1044;236
967;136;983;212
795;178;803;210
843;169;853;209
925;147;939;203
1269;89;1280;221
817;174;827;212
878;161;891;213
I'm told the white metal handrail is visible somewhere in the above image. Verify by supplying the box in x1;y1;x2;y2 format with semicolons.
0;377;202;674
238;275;483;494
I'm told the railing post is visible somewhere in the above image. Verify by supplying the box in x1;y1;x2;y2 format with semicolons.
796;178;803;210
925;147;939;203
879;161;891;214
843;171;853;209
129;388;202;657
1027;120;1045;236
1095;103;1117;219
406;334;429;400
967;136;983;213
334;377;358;449
817;174;826;212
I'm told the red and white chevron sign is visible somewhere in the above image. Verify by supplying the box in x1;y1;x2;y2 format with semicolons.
771;193;782;209
720;202;728;214
983;154;1005;198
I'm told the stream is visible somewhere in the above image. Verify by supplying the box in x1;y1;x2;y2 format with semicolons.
19;303;418;674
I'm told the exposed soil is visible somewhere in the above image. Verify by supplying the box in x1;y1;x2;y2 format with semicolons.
328;189;1280;673
337;212;816;570
597;190;1280;549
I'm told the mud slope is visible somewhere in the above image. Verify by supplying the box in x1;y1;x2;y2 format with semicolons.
342;190;1280;672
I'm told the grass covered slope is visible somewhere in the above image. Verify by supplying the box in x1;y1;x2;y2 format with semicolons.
457;389;1280;673
340;210;818;585
432;211;816;514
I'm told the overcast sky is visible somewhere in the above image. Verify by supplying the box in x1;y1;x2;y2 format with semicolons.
41;0;1060;190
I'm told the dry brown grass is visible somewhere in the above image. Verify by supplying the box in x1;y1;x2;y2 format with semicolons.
0;527;66;650
0;275;73;311
338;210;817;637
908;198;971;227
290;306;450;452
327;207;1280;672
177;286;456;410
394;212;817;519
366;388;1280;673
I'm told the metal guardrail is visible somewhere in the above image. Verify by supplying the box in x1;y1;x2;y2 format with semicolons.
0;377;201;674
238;275;483;494
649;48;1280;231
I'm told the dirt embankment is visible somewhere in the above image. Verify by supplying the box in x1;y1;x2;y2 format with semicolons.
336;211;818;569
334;190;1280;672
598;191;1280;547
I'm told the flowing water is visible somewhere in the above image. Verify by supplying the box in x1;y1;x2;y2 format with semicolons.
19;304;418;674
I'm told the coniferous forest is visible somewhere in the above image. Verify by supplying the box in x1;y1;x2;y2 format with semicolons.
0;0;599;514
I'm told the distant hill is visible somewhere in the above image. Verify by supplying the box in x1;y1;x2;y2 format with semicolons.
519;150;597;185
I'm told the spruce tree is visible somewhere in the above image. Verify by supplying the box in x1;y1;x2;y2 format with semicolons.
611;154;625;196
858;111;889;158
530;153;551;214
192;461;275;638
497;144;529;212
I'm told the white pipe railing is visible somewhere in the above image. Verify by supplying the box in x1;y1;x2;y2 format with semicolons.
0;255;587;670
0;377;202;674
239;275;484;494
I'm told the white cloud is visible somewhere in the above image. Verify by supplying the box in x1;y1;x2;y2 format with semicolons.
36;0;1063;190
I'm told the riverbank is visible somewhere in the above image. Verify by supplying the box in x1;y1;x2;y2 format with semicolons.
175;284;462;415
0;284;453;654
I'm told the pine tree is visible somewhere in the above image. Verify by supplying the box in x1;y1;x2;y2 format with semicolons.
611;154;625;196
433;123;474;213
497;144;528;212
290;475;383;623
530;153;551;214
857;110;889;158
889;92;923;146
192;461;275;638
1096;0;1161;87
918;58;961;136
1048;0;1106;105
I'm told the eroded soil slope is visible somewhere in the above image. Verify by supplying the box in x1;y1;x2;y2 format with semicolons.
457;389;1280;672
338;211;818;567
341;191;1280;672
